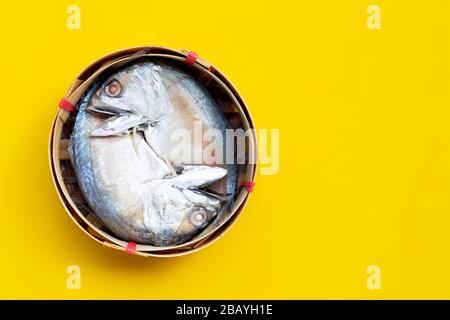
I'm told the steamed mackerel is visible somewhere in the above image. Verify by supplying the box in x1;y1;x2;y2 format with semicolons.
70;59;237;246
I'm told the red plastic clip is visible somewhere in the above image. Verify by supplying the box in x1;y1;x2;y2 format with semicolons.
242;181;255;192
184;51;198;67
59;99;75;113
125;242;137;254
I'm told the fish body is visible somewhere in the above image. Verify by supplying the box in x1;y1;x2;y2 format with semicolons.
70;59;236;246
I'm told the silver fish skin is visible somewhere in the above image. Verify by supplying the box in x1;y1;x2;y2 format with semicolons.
70;60;236;246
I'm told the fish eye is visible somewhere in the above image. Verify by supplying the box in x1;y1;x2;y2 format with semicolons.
189;208;207;227
104;79;122;97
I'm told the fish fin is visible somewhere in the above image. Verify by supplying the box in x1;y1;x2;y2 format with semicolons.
203;187;235;198
181;189;223;208
189;188;231;202
170;165;227;189
90;113;147;137
87;105;123;116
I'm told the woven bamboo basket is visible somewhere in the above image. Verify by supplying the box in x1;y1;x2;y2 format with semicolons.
49;46;257;257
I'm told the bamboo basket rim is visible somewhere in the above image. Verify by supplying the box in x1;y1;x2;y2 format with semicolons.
49;46;257;256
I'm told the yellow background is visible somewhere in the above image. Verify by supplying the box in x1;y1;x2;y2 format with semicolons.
1;0;450;299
